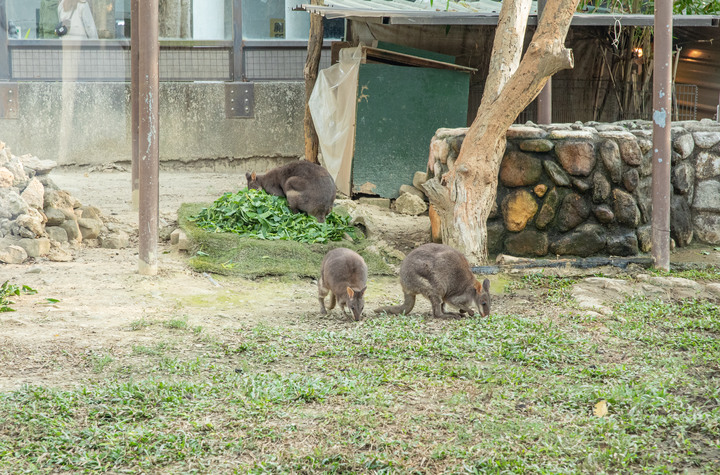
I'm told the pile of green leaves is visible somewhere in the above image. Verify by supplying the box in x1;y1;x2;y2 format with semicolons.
189;189;357;244
1;281;36;312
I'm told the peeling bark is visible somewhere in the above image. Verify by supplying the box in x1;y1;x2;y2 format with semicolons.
304;0;324;164
425;0;580;264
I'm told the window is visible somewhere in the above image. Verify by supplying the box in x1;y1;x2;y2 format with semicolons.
242;0;344;41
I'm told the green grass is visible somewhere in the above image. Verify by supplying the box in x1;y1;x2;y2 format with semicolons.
178;203;395;278
1;284;719;473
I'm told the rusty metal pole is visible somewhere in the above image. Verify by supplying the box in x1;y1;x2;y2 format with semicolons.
651;0;673;271
131;0;139;210
536;0;552;124
137;0;160;275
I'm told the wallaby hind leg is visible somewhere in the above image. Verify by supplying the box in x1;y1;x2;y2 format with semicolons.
318;279;330;315
328;292;337;311
429;295;461;319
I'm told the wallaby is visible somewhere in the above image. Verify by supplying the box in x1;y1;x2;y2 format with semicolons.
246;161;336;222
318;247;368;321
376;243;491;318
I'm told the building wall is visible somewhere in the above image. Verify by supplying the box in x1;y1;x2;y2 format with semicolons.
1;81;306;167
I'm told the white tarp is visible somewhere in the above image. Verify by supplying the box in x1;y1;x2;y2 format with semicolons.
308;46;363;196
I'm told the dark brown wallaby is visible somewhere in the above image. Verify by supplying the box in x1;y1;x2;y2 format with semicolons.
376;243;491;318
318;248;368;321
246;160;336;222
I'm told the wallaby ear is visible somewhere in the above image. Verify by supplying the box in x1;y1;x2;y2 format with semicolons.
251;172;257;180
346;286;355;298
482;278;491;293
357;286;367;297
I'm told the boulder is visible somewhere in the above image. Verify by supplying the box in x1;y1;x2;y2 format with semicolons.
20;177;44;210
0;167;13;188
17;237;51;258
670;195;693;247
693;180;720;212
20;156;57;175
536;187;563;229
593;204;615;224
0;189;29;220
486;220;505;255
543;160;571;187
412;171;428;189
0;244;27;264
556;193;590;232
695;152;720;180
693;212;720;244
60;219;82;243
100;230;130;249
78;218;102;240
606;229;639;256
555;141;596;176
618;138;642;166
613;189;641;227
592;172;611;203
504;229;549;257
393;193;427;216
46;225;69;243
599;139;623;183
636;224;652;252
500;151;543;187
672;161;695;197
15;209;46;238
519;139;554;153
622;168;639;193
44;207;66;226
501;189;538;232
550;224;606;257
692;131;720;149
399;184;425;200
672;133;694;159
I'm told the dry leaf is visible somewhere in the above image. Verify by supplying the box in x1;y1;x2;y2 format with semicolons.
593;399;608;417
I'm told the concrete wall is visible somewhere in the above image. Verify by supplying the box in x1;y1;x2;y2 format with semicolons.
1;81;305;167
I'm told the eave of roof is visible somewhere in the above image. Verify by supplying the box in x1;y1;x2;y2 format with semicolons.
299;1;720;27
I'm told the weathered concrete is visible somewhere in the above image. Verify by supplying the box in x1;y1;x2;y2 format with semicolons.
2;82;305;166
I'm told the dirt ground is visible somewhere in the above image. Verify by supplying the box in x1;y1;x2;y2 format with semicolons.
1;168;719;392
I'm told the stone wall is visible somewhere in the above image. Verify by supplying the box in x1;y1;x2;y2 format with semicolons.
428;119;720;257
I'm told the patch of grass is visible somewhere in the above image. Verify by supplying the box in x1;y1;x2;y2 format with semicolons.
164;316;189;330
505;272;578;306
649;265;720;282
128;317;152;331
179;203;394;278
0;281;37;312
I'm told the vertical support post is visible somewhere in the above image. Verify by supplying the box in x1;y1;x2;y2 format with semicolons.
303;0;323;163
651;0;673;271
0;0;9;80
131;0;139;210
232;0;244;81
138;0;160;276
536;0;551;124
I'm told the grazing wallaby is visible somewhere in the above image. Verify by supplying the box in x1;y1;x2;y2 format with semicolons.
245;161;336;222
318;247;368;321
376;243;491;318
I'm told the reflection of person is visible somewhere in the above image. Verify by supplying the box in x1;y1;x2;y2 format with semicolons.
39;0;60;38
57;0;98;39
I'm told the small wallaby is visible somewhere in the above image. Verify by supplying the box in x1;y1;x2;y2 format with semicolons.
318;247;368;321
376;243;491;318
246;161;336;222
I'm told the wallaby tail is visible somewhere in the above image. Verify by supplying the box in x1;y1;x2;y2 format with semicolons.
375;294;416;315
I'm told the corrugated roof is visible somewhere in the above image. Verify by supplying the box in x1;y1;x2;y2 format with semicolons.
299;0;719;27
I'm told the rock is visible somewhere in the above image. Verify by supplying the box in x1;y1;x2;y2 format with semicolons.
613;189;641;227
534;183;547;197
399;184;425;200
555;141;596;176
622;168;639;193
46;226;69;243
37;175;59;191
80;206;103;220
637;138;653;155
645;276;704;298
170;228;182;245
4;156;29;188
77;218;102;240
60;219;82;243
572;178;591;192
506;125;547;139
394;193;427;216
500;151;543;187
428;137;449;167
487;220;505;255
634;177;653;223
672;161;695;197
100;230;129;249
15;209;46;238
693;180;720;212
618;138;642;166
637;224;652;252
358;197;390;209
17;237;51;258
599;139;623;183
0;167;13;188
673;133;694;158
44;207;66;226
639;150;653;177
505;229;549;257
20;156;57;175
412;171;428;189
501;189;538;232
693;131;720;149
0;189;29;220
543;160;571;187
550;224;606;257
592;172;611;203
593;204;615;223
548;129;595;140
695;152;720;180
0;244;27;264
44;189;79;212
536;187;563;229
670;195;693;247
519;139;554;153
47;247;73;262
693;212;720;244
556;193;590;232
20;177;44;210
606;229;639;256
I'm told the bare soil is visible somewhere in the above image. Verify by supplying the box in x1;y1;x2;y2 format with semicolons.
1;168;719;392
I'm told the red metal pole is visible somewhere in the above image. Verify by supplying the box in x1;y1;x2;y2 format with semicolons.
651;0;672;271
131;0;139;210
138;0;160;275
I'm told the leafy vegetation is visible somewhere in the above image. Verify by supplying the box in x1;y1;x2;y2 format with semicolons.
0;281;37;312
178;203;394;279
2;274;719;473
577;0;720;15
189;188;356;244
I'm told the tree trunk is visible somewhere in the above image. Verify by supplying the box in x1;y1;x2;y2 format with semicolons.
423;0;579;264
304;0;324;164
